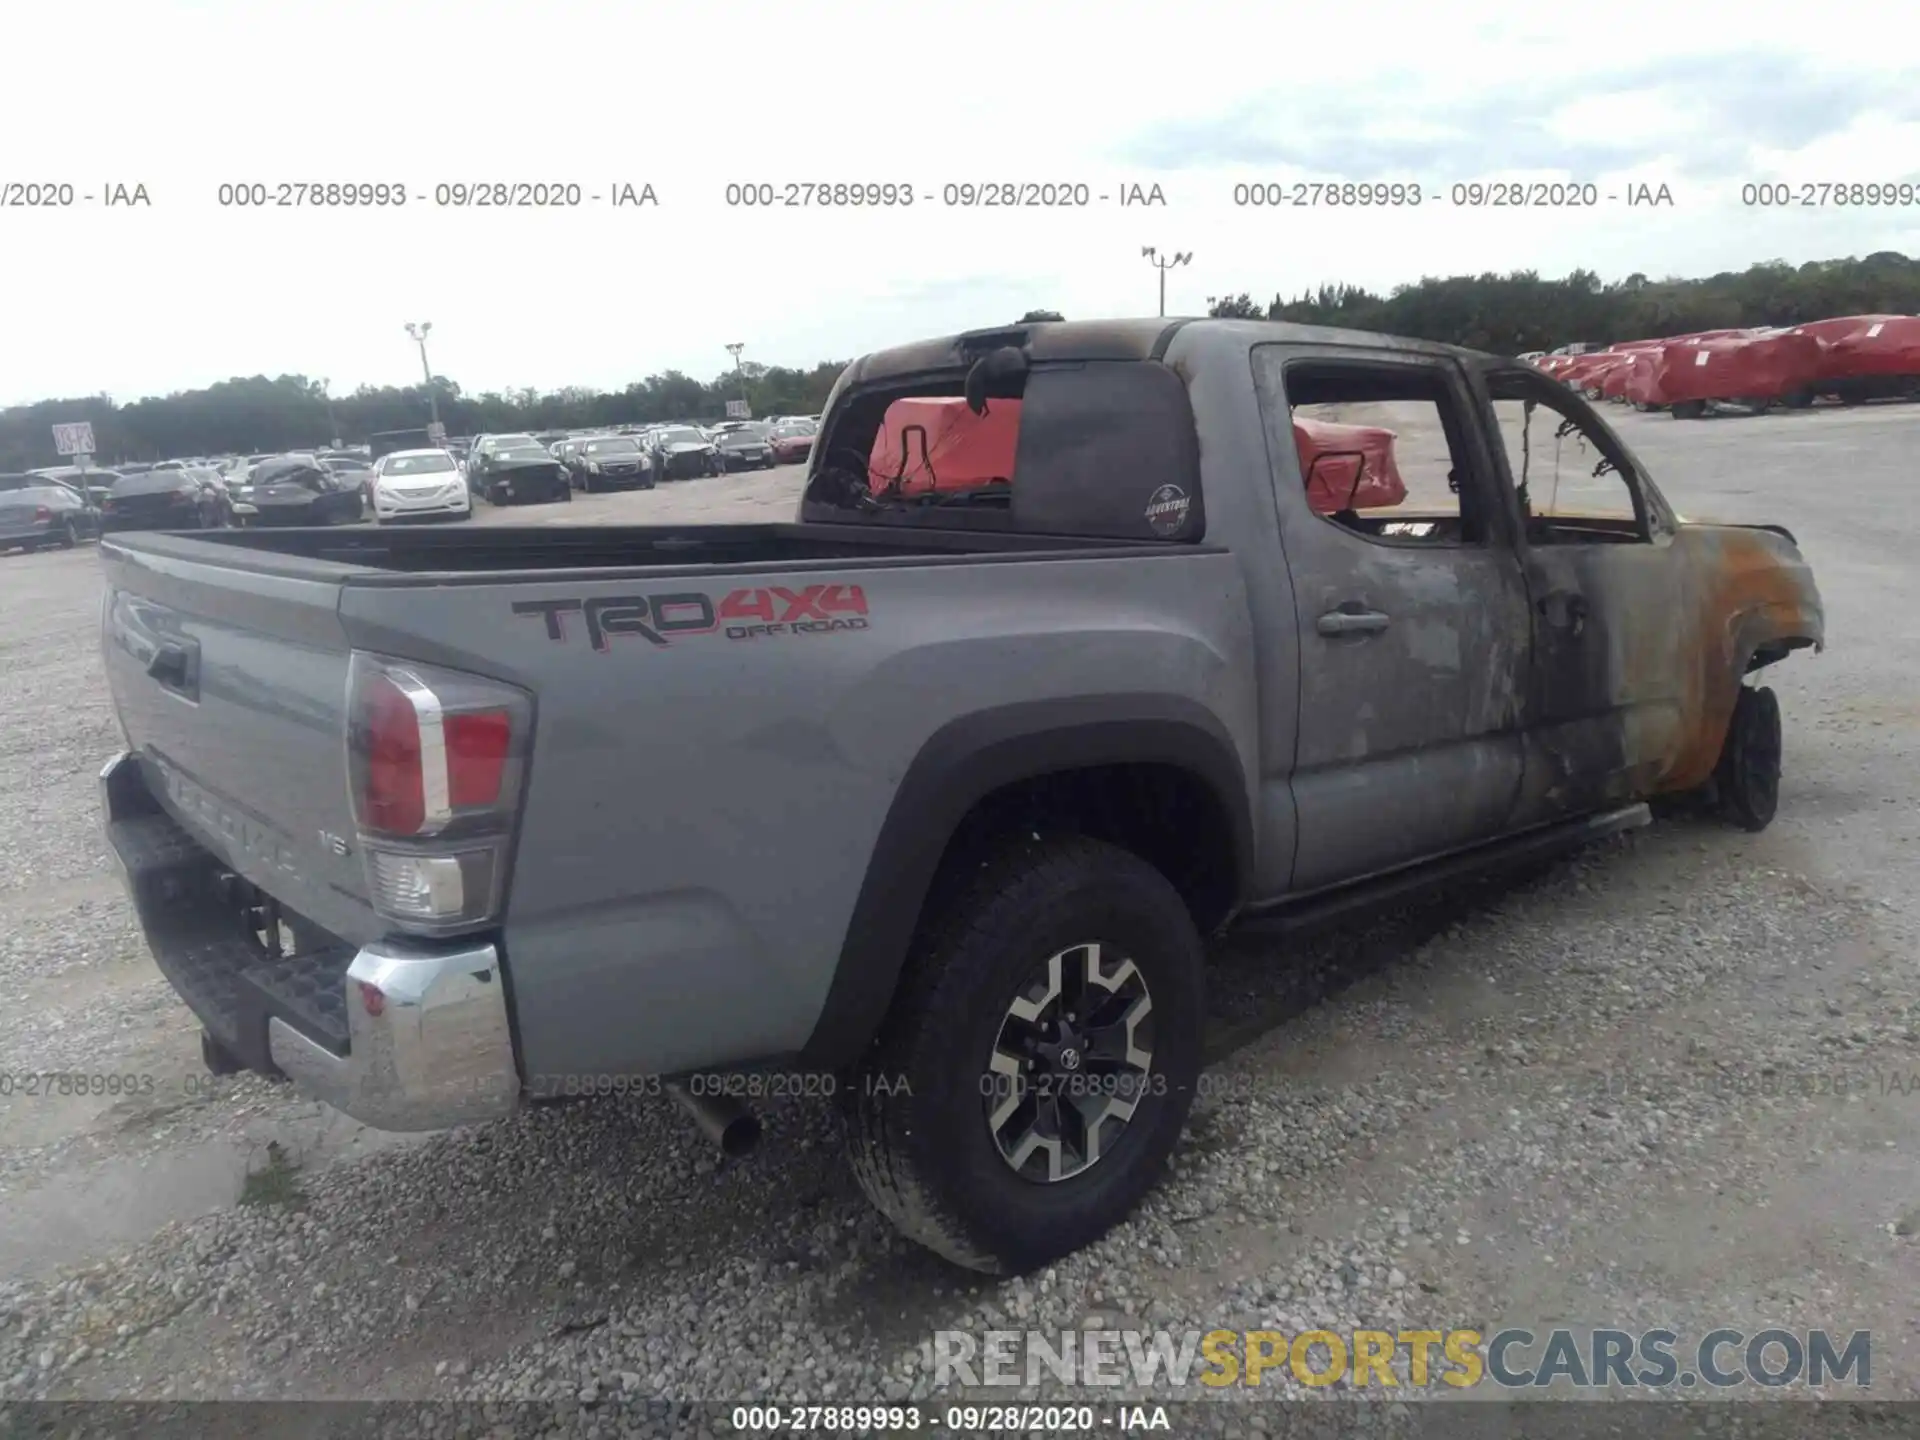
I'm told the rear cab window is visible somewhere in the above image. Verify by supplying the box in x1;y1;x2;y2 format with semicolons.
801;359;1204;541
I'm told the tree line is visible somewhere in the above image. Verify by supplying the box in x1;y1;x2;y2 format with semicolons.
4;256;1912;469
1205;250;1920;355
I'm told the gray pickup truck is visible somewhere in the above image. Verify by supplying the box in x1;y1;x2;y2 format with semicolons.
98;317;1823;1274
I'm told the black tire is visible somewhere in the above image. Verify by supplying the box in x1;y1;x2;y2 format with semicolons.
580;473;595;494
556;484;572;503
56;519;78;550
1782;388;1813;409
1713;684;1781;832
1670;400;1706;420
843;834;1204;1274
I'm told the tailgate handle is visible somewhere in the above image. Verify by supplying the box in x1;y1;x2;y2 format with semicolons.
147;641;199;696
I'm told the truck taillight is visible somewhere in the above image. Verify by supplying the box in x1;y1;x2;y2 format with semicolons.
34;506;51;522
346;652;532;936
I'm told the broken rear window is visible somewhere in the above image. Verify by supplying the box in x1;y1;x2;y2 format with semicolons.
801;360;1203;541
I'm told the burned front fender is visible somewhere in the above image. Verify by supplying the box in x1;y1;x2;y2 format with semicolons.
1663;521;1824;791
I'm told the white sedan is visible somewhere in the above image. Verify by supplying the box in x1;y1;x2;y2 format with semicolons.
369;448;471;523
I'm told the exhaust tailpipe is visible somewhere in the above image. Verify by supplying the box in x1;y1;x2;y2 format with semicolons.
665;1080;761;1158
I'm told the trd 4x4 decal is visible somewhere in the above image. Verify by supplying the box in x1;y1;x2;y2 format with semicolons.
513;584;870;650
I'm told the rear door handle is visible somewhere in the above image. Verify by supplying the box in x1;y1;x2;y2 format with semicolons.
1317;608;1391;636
1537;590;1590;634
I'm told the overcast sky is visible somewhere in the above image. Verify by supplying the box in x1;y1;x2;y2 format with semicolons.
3;0;1916;407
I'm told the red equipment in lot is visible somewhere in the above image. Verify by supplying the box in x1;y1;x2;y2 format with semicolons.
1625;330;1827;417
1598;352;1647;401
1546;317;1919;414
1559;351;1632;397
1783;314;1920;400
1292;417;1408;511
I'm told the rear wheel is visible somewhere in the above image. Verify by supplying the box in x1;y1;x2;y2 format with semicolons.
1713;684;1782;832
1670;400;1707;420
844;834;1204;1273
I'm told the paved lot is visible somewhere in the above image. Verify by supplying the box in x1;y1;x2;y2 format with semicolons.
0;407;1917;1424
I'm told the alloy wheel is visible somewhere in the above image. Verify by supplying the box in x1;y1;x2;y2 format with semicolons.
983;942;1155;1183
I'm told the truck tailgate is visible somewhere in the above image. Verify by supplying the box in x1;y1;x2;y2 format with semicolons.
100;541;376;944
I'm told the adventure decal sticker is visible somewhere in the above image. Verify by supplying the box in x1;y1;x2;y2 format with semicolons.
1144;484;1191;537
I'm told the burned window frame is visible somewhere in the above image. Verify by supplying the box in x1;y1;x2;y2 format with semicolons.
1478;364;1663;546
1252;348;1509;551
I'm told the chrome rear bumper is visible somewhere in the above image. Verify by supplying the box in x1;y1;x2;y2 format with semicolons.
268;941;520;1132
101;751;522;1133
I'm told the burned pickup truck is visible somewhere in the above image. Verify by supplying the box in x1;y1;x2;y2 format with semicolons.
97;318;1822;1274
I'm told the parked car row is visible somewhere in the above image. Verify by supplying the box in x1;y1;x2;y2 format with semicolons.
6;419;826;546
439;415;822;509
3;462;237;552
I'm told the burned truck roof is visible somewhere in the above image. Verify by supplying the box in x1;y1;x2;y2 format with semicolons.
845;317;1487;384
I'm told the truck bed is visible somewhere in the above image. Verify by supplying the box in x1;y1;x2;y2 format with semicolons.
109;521;1157;580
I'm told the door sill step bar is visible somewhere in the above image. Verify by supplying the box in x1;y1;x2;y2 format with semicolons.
1234;802;1651;941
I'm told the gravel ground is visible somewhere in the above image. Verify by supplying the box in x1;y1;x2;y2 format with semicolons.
0;408;1916;1431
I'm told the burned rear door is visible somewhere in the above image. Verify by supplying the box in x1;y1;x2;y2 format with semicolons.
1473;363;1695;823
1251;346;1533;891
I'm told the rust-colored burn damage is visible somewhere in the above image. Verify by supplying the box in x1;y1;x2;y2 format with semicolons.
1659;523;1824;793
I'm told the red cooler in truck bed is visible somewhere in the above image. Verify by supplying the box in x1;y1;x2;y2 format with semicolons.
868;398;1021;497
1292;417;1407;511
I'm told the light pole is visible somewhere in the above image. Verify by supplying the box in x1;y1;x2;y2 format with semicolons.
724;342;748;417
404;321;441;432
1141;247;1192;318
319;377;340;448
